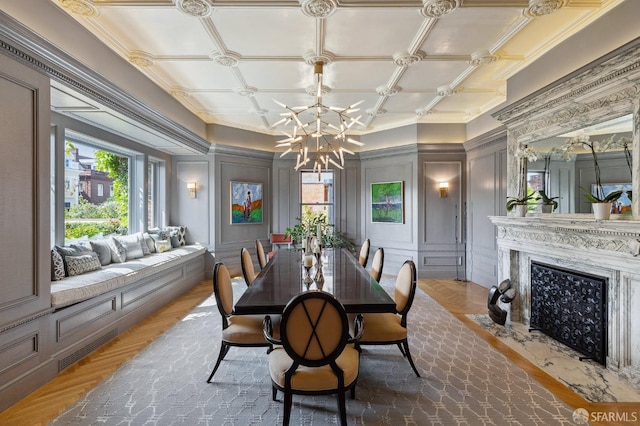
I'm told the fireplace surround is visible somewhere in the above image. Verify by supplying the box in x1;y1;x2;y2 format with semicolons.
490;215;640;386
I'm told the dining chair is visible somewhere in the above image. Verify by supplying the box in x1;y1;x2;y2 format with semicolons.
241;247;256;286
263;291;364;426
256;239;268;269
206;262;280;383
369;247;384;282
358;239;370;267
352;260;420;377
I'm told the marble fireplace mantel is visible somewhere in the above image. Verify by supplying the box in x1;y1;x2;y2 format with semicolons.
490;214;640;386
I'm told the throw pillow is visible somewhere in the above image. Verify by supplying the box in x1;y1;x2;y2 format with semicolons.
108;237;127;263
114;235;145;260
66;253;102;276
90;239;112;266
155;239;172;253
56;244;95;276
169;230;180;248
165;225;186;246
142;232;155;254
51;249;65;281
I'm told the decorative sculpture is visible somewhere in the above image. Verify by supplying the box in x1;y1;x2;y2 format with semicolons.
487;279;515;325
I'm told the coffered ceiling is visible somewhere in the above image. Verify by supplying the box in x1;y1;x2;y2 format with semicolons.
51;0;620;143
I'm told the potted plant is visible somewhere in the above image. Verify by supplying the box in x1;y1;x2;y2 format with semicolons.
552;133;623;219
536;190;560;213
506;192;539;217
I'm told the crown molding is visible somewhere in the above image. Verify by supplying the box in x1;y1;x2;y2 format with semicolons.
0;11;211;155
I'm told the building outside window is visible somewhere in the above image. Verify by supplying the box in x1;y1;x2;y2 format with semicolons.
300;170;334;225
97;183;104;197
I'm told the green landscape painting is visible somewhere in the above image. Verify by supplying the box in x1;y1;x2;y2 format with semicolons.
371;181;403;223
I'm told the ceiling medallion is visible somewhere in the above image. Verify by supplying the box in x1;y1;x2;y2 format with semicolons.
60;0;98;17
436;85;460;97
416;108;434;117
393;50;424;67
376;85;401;97
210;52;241;67
366;108;386;117
420;0;460;19
305;84;331;97
233;86;257;97
303;51;335;67
524;0;568;18
299;0;338;18
176;0;212;18
250;108;268;117
469;49;498;66
170;87;190;98
128;51;155;67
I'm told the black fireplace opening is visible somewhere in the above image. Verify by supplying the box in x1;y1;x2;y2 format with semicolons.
530;262;607;366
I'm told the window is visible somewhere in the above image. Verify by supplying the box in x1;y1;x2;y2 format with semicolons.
300;170;334;225
147;161;155;228
63;140;129;242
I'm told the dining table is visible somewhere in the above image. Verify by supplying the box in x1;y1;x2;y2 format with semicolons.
234;247;396;315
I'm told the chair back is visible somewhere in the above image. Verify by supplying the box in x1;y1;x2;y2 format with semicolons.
358;239;370;267
369;247;384;282
394;260;417;318
280;291;349;368
256;239;268;269
212;262;234;318
241;247;256;286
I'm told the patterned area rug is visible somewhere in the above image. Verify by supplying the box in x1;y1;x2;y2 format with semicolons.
52;277;578;425
467;314;640;403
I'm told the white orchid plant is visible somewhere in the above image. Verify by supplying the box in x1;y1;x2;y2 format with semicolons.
551;133;631;203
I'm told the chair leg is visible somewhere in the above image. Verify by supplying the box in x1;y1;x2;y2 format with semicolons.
283;389;293;426
350;385;356;399
337;389;347;426
402;340;421;378
272;384;278;401
396;342;406;357
206;342;229;383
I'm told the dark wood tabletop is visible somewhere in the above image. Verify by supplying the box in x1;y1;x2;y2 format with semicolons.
234;247;396;315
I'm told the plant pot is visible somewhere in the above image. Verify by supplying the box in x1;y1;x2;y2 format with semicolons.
513;204;527;217
592;202;612;220
540;204;554;214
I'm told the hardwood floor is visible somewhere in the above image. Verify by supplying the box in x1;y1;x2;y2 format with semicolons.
0;278;633;425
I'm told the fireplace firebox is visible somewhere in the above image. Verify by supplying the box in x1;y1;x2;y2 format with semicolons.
530;262;607;366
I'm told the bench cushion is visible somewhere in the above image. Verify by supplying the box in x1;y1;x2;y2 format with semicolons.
50;245;206;308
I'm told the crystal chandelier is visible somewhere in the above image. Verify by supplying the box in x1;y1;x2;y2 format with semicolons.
273;61;365;173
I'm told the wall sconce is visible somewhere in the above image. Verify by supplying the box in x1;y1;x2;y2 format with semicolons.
187;181;197;199
439;182;449;198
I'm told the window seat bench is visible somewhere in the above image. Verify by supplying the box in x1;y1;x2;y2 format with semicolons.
51;244;207;309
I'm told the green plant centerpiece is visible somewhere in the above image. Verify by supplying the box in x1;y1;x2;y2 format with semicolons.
285;210;355;253
536;190;560;213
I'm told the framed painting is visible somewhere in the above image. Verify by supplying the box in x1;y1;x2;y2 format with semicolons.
591;183;632;214
371;181;404;223
231;181;263;224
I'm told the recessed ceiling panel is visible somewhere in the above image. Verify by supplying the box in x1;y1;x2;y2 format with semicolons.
154;61;238;90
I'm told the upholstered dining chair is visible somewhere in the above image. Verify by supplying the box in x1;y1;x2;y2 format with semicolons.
256;239;268;269
358;239;370;267
241;247;257;286
352;260;420;377
263;291;364;426
206;262;280;383
369;247;384;283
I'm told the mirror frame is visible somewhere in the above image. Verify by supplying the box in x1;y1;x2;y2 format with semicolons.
493;38;640;219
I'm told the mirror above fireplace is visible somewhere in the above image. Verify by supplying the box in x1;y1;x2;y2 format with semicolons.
493;38;640;219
